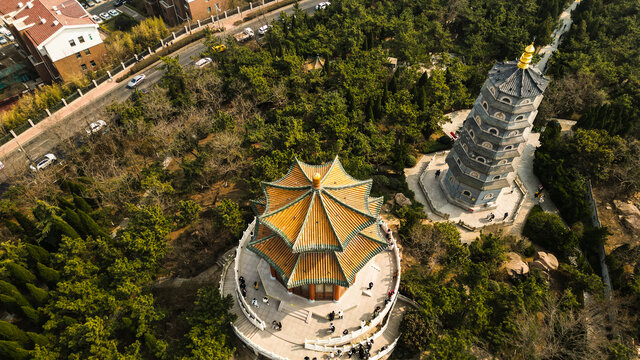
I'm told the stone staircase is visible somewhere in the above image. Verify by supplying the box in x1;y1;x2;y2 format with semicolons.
278;301;312;323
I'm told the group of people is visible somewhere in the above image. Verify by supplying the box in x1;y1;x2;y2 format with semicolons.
485;212;509;222
535;184;545;203
271;320;282;331
328;310;344;321
345;339;374;359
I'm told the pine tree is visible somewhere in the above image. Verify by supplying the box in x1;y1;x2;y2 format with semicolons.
0;295;19;314
63;208;86;238
20;306;40;325
25;284;48;306
0;281;30;308
77;210;108;239
374;96;382;119
26;332;48;347
72;194;92;213
52;215;81;240
6;263;37;285
12;212;37;239
0;320;30;345
417;71;428;88
56;195;75;210
0;340;29;360
366;100;375;121
3;220;23;237
25;244;50;266
36;263;60;286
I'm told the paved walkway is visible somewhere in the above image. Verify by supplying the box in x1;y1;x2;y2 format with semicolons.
536;0;580;72
223;244;403;359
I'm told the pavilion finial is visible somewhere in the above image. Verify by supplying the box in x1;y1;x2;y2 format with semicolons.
517;42;536;69
312;172;321;188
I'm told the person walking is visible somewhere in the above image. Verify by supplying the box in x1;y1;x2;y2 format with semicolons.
262;296;269;306
360;320;366;329
251;298;259;308
272;320;277;329
328;311;335;321
329;323;335;334
253;281;259;290
368;282;374;290
503;212;508;220
337;310;343;319
435;169;441;177
241;288;247;298
277;321;282;331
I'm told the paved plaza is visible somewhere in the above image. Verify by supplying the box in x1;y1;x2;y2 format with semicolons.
222;242;404;359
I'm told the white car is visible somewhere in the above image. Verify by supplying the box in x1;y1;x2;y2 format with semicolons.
6;34;14;42
0;37;7;45
94;0;102;3
85;120;107;134
127;74;146;88
194;57;212;68
99;12;111;20
257;24;272;35
92;15;103;24
315;1;331;10
108;9;120;17
30;154;57;172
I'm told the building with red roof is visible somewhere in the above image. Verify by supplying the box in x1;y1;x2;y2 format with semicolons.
0;0;107;83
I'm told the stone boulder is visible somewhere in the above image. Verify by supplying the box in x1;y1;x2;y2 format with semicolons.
613;200;640;234
530;252;559;273
504;252;529;277
394;193;412;207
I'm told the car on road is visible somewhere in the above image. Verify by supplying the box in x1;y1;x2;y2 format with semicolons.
92;15;103;23
94;0;102;3
30;154;57;172
114;0;126;7
0;37;7;45
85;120;107;135
257;24;272;35
234;27;254;42
212;44;226;53
86;0;96;7
316;1;331;10
108;9;120;17
100;12;111;20
6;34;14;42
127;74;146;88
194;57;212;68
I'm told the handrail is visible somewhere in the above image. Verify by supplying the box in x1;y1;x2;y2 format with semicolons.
233;219;266;331
370;336;400;360
231;323;289;360
305;220;401;347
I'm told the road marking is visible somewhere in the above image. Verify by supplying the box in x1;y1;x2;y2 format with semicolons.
35;139;49;148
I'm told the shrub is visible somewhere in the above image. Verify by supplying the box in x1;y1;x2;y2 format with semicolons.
36;263;60;285
26;332;48;347
175;200;201;228
25;284;48;306
214;199;244;237
0;340;29;360
6;263;37;285
0;320;29;345
20;306;40;325
25;244;50;266
523;205;577;260
77;210;108;239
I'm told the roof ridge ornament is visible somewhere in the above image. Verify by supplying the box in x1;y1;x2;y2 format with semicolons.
517;42;535;69
312;172;321;189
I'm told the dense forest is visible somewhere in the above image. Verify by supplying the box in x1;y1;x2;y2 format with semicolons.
0;0;638;358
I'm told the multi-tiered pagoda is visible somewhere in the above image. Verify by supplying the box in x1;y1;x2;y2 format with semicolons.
442;44;550;209
248;157;388;301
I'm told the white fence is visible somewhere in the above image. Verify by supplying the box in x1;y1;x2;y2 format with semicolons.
371;336;400;360
231;323;289;360
304;220;402;348
233;219;267;331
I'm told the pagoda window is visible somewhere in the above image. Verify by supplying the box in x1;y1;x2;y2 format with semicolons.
488;128;499;135
509;130;519;137
470;171;480;178
482;101;488;111
449;175;454;184
462;190;472;197
457;158;461;166
482;142;493;150
515;114;525;121
493;175;501;180
504;145;513;151
476;156;486;164
474;116;481;126
521;99;532;105
500;96;512;104
498;159;507;165
483;193;494;200
494;112;506;120
469;130;475;139
462;143;468;153
488;86;496;96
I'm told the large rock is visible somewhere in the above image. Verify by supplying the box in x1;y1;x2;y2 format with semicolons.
504;252;529;277
394;193;412;207
531;252;559;273
613;200;640;233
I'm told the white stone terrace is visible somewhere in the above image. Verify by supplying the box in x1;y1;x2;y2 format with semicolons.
221;220;406;359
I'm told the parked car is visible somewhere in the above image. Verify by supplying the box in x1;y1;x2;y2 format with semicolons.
30;154;57;172
212;44;226;53
108;9;120;17
233;27;254;42
92;15;103;23
85;120;107;135
86;0;96;7
94;0;102;3
257;24;272;35
99;12;111;20
315;1;331;10
6;34;14;42
114;0;126;7
0;37;7;45
127;74;146;88
194;57;212;68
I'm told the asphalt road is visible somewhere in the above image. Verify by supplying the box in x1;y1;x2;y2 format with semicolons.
0;0;323;190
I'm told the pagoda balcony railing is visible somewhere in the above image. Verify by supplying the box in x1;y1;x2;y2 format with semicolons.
231;323;289;360
304;220;401;348
233;219;267;331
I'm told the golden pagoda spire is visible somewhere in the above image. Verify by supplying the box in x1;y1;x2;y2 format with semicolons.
312;172;321;188
517;43;536;69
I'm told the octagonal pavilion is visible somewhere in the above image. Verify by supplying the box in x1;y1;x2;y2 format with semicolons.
248;156;388;301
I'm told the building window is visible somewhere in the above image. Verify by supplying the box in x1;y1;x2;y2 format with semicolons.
207;6;211;12
474;116;481;126
470;171;479;178
482;101;488;111
449;176;454;184
81;64;87;71
69;39;76;47
476;156;486;164
482;142;493;150
493;175;501;180
462;190;472;197
483;193;494;200
504;145;513;151
90;60;97;67
85;49;91;55
488;128;499;135
489;86;495;96
515;115;525;121
469;130;475;139
494;112;505;120
76;52;82;59
498;159;507;165
78;36;85;44
509;130;519;137
462;143;468;153
500;96;511;104
456;158;461;166
521;99;531;105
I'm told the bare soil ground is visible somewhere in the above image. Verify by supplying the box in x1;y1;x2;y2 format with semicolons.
592;186;638;254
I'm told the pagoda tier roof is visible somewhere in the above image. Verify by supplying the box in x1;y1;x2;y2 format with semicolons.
247;156;388;288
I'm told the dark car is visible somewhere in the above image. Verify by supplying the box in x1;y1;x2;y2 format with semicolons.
114;0;126;7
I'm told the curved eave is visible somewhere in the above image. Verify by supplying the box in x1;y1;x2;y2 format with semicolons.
246;242;295;286
321;190;377;249
259;190;312;248
340;243;387;285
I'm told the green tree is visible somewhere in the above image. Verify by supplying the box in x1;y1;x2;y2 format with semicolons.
213;199;244;238
6;262;37;284
0;320;29;345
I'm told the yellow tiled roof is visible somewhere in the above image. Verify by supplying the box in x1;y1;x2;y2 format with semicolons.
247;156;388;288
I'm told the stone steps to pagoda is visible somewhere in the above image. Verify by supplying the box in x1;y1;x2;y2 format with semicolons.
278;301;311;323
